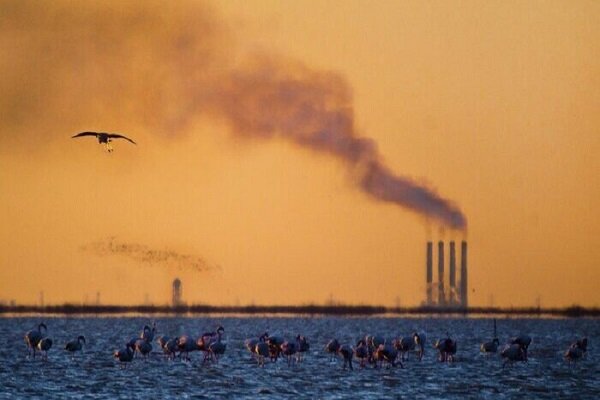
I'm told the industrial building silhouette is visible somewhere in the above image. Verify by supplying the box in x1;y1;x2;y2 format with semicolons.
425;241;468;308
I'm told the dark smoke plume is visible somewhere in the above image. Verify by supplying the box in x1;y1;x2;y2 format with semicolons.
0;1;466;229
81;237;219;273
200;56;467;229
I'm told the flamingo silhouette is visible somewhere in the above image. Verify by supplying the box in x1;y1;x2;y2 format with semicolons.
65;336;86;357
72;131;136;152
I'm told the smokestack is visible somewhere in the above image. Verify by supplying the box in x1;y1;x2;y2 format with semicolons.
449;241;456;305
460;241;468;308
426;242;433;306
438;241;445;306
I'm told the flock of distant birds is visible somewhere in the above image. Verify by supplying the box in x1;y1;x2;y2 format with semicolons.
23;320;588;369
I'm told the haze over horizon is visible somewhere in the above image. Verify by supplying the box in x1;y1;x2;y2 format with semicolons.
1;0;598;308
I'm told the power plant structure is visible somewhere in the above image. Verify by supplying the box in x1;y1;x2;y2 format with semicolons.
425;240;468;308
438;241;445;306
460;240;468;308
172;278;183;307
449;241;456;304
426;242;433;305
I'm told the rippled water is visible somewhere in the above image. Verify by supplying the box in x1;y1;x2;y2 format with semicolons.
1;316;598;399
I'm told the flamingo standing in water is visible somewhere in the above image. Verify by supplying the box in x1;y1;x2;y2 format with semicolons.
65;336;86;358
157;336;179;360
280;340;297;366
564;337;588;364
501;344;526;367
245;338;259;360
157;336;169;355
365;334;385;364
338;344;354;370
354;340;370;368
114;343;135;368
37;337;53;360
413;331;427;360
366;334;385;349
393;336;415;361
245;332;268;361
255;339;270;367
434;334;457;362
480;338;500;353
208;326;227;362
324;339;341;361
24;323;47;358
564;345;584;364
177;335;199;361
135;338;152;360
572;337;588;356
481;319;500;353
197;328;220;363
295;335;309;362
510;335;532;361
266;334;284;362
126;324;152;357
374;343;402;369
157;335;168;347
164;337;180;360
141;323;156;342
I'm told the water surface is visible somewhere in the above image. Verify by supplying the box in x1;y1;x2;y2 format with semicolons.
1;316;598;399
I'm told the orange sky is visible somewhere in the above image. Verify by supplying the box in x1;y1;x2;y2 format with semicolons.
1;0;598;308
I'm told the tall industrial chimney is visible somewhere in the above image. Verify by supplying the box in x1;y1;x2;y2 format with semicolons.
449;241;456;305
426;242;433;306
460;241;468;308
438;241;445;306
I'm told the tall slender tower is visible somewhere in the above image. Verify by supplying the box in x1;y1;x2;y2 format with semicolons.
172;278;182;307
426;242;433;306
460;241;468;308
449;241;456;305
438;241;445;306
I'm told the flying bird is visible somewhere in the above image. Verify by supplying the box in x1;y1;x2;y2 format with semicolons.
72;131;136;152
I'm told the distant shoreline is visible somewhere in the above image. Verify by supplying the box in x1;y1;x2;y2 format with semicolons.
1;304;598;317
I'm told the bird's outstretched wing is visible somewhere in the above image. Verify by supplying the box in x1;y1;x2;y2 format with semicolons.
72;131;99;139
107;133;136;144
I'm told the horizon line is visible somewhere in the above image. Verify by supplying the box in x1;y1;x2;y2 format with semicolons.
1;303;598;317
